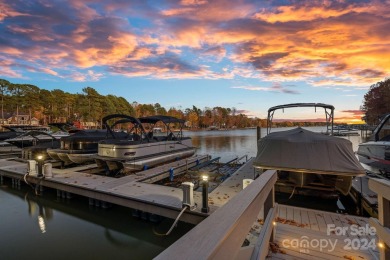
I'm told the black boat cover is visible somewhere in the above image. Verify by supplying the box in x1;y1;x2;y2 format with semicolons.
139;115;185;124
253;127;365;176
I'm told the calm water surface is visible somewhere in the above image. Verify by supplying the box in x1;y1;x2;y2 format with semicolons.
0;127;367;259
187;127;366;162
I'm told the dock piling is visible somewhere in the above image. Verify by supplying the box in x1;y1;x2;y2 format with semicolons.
201;175;209;213
256;126;261;140
89;198;94;206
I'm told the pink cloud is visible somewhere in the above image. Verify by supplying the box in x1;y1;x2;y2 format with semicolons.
232;83;299;94
0;0;389;86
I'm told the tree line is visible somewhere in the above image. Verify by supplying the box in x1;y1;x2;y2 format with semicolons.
0;78;334;129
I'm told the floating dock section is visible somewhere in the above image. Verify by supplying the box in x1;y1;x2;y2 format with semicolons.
0;155;254;224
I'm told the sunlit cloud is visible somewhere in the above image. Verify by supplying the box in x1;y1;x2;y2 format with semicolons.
273;118;329;123
66;70;104;82
232;83;299;94
253;2;390;23
341;110;365;117
334;109;365;124
236;109;250;114
0;0;388;89
0;61;23;78
180;0;208;6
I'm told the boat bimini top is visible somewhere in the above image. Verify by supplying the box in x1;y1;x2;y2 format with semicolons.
267;103;335;135
139;115;186;141
102;114;146;140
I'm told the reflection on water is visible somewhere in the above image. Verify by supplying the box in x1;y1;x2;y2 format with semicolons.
0;182;194;260
26;198;53;233
186;129;257;162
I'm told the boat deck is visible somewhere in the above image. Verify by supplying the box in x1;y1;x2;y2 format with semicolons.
268;204;379;259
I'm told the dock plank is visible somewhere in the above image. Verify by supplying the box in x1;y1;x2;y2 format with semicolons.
279;205;287;220
286;205;294;222
315;212;328;232
208;158;256;207
293;207;301;224
300;209;311;230
307;210;320;231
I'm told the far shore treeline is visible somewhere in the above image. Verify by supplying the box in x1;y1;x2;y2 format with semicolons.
0;78;389;129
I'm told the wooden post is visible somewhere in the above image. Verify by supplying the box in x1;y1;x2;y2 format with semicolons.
256;126;261;140
368;178;390;260
264;186;275;242
378;195;390;260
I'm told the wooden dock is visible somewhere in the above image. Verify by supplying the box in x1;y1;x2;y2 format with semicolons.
157;169;387;260
0;155;212;224
0;155;256;225
208;158;259;207
269;204;379;259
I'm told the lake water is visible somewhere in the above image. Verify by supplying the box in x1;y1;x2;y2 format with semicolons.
187;127;366;162
0;127;368;259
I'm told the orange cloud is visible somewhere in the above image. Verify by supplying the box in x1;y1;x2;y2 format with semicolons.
334;110;365;124
1;0;389;86
253;3;390;24
162;0;254;22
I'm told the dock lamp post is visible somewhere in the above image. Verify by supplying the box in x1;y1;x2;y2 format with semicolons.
36;155;44;177
201;175;209;213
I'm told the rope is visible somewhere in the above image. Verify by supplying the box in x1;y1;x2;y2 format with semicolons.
288;186;296;200
153;206;188;236
23;171;45;196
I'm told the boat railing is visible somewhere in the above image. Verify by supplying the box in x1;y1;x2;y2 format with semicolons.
368;178;390;259
155;169;278;260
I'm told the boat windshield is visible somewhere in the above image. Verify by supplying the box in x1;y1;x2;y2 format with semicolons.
375;114;390;141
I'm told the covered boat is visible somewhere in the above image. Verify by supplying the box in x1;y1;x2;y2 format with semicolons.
254;103;365;197
95;115;196;175
357;113;390;175
5;130;68;148
4;123;76;148
47;116;131;164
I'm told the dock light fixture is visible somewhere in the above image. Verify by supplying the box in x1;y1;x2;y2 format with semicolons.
36;154;44;177
201;175;209;213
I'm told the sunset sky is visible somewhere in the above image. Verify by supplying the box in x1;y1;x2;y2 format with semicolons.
1;0;389;123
